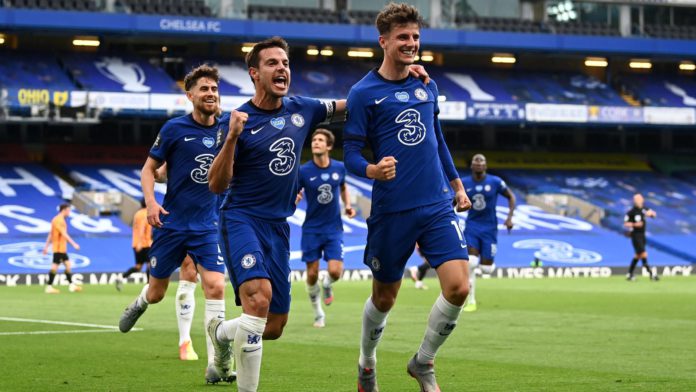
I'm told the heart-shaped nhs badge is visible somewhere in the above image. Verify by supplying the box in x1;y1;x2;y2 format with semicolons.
202;137;215;148
270;117;286;130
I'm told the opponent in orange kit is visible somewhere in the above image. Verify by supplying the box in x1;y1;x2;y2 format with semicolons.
42;203;81;293
116;199;153;291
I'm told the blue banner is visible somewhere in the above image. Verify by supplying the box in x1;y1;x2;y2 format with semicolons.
467;102;523;121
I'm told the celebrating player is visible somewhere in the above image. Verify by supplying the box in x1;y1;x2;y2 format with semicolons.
344;4;471;391
462;153;515;312
118;65;233;384
297;128;356;328
206;37;345;392
624;193;659;281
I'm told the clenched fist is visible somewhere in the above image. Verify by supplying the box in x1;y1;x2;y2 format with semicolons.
228;110;248;139
369;156;398;181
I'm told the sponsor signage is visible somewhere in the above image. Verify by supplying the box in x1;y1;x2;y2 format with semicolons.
588;105;643;123
70;91;149;110
438;101;467;120
467;102;523;121
526;103;588;123
158;18;222;33
643;107;696;125
6;88;71;107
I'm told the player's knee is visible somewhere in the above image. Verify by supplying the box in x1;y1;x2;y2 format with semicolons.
245;294;271;315
147;289;166;304
328;268;342;281
203;280;224;299
306;270;319;285
444;282;469;306
263;321;286;340
371;295;396;312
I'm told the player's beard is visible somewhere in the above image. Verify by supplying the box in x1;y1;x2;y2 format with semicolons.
196;100;218;116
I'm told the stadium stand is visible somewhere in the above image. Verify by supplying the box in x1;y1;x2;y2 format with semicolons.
3;0;98;12
618;74;696;107
456;16;546;33
63;54;180;94
0;52;74;91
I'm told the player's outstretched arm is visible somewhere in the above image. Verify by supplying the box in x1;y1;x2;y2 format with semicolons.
209;110;247;194
646;209;657;218
141;157;168;228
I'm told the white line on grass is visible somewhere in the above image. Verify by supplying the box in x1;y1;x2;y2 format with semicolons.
0;316;142;335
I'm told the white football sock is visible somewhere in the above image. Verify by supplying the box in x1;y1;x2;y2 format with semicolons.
468;255;479;305
176;280;196;345
417;293;462;363
307;283;324;320
204;299;225;365
234;313;267;392
136;284;150;308
217;317;240;343
359;296;389;369
322;274;338;288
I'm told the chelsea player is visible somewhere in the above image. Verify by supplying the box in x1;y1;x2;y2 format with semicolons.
206;37;343;392
462;154;516;312
118;65;232;384
297;128;356;328
344;4;472;392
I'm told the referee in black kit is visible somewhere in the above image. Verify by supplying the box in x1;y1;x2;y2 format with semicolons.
624;193;659;282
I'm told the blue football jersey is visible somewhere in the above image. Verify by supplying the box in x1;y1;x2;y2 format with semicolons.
344;70;458;215
149;114;222;231
299;159;346;234
462;174;508;231
219;97;331;220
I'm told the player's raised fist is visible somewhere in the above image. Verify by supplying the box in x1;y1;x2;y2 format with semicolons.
228;110;248;138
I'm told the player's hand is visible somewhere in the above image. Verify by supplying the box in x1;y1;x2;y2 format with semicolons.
147;201;169;228
73;243;81;251
646;209;656;218
370;156;398;181
454;190;471;212
228;110;248;139
408;64;430;84
345;206;356;218
634;221;644;228
505;217;514;233
295;190;304;205
42;246;48;255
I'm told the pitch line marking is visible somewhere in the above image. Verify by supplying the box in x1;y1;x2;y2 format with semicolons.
0;316;142;335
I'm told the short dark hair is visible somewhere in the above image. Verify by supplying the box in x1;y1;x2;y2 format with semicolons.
183;64;219;91
58;203;71;212
312;128;335;147
375;2;423;35
245;36;290;69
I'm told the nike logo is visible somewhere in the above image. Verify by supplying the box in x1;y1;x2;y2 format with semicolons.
217;260;225;265
184;137;196;141
310;176;317;181
251;126;265;135
466;188;472;192
242;347;262;353
461;244;467;249
375;96;388;105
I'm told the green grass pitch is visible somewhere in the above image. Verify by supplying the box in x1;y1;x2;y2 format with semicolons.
1;276;695;391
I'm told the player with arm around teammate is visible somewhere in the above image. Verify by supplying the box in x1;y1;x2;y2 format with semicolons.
297;128;356;328
343;4;472;391
461;153;515;312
